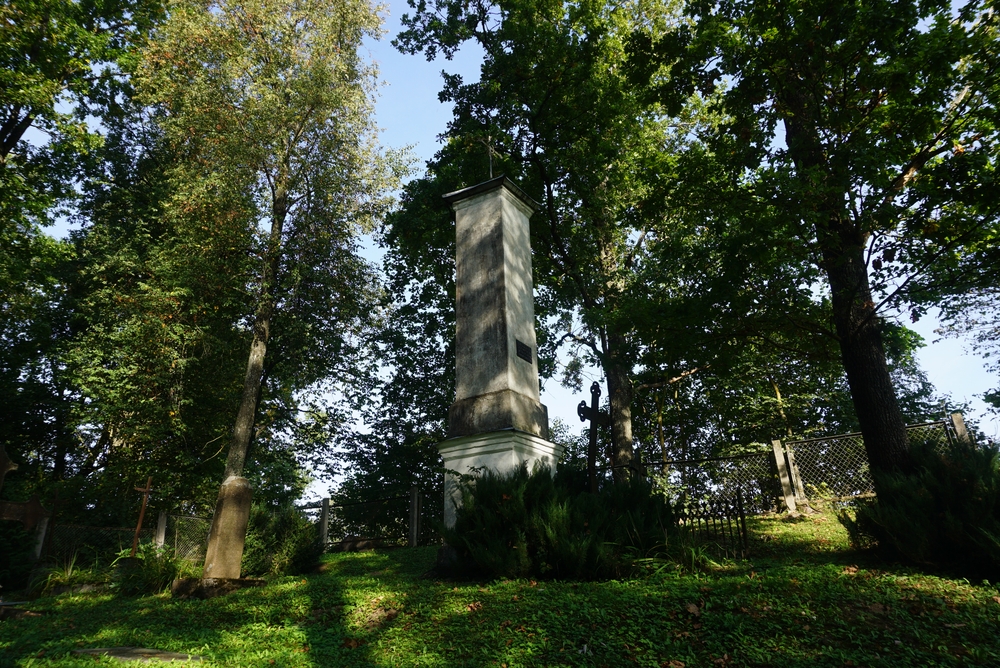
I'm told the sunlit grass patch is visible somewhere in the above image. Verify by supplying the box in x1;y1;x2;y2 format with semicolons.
3;526;1000;666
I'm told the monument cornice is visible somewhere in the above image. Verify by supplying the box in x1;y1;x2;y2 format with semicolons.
442;174;540;213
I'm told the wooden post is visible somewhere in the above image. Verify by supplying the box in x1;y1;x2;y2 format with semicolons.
771;440;797;513
155;510;168;549
131;476;153;557
408;487;421;547
950;412;970;444
319;498;330;551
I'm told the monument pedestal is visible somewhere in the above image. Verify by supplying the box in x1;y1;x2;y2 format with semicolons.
439;429;564;528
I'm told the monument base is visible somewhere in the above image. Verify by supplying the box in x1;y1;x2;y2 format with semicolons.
437;429;564;528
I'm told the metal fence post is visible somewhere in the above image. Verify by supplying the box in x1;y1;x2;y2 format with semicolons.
771;440;797;512
409;486;421;548
319;498;330;551
155;510;168;549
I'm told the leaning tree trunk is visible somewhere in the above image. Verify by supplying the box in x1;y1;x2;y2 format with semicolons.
202;184;287;579
823;238;912;475
781;85;912;481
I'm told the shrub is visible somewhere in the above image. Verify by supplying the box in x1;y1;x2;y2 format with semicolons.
112;543;194;596
241;502;322;576
0;522;35;591
440;464;681;580
838;438;1000;579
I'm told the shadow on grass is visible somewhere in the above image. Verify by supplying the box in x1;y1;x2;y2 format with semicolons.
4;540;1000;667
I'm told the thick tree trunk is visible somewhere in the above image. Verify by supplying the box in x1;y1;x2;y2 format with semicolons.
781;93;912;479
823;242;911;474
604;331;635;482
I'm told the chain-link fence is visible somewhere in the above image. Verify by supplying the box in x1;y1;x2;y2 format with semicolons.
313;487;442;549
650;453;780;516
39;514;211;566
168;515;211;562
45;524;154;566
640;417;962;515
786;419;954;500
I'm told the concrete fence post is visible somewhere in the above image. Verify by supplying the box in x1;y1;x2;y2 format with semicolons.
950;412;970;444
784;444;808;504
319;498;330;552
32;516;49;562
771;440;797;513
155;510;168;549
409;486;421;548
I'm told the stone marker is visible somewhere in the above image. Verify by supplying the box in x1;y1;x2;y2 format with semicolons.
437;176;564;527
201;475;252;579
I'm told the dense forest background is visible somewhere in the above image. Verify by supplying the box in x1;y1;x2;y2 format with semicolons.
2;0;998;523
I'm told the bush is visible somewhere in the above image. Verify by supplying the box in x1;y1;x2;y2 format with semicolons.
112;543;194;596
241;502;322;576
839;438;1000;579
440;464;681;580
0;522;35;592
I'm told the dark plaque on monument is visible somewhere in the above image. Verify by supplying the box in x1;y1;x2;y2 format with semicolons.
515;340;533;364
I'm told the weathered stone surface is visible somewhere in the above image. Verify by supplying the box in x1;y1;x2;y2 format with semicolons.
202;476;252;579
438;430;563;528
445;176;549;438
448;389;549;439
73;647;203;662
170;577;264;600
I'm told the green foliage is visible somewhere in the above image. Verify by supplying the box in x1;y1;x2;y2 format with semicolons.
839;439;1000;579
111;544;194;596
0;521;35;591
241;503;322;577
441;464;679;580
7;518;1000;666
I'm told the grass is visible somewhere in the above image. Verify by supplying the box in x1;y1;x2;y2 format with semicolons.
3;504;1000;667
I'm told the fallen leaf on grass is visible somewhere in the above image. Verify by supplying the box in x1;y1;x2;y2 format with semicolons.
943;623;966;629
342;638;365;649
685;603;701;617
712;654;730;665
467;601;482;612
843;566;859;575
661;661;685;668
867;603;887;614
992;596;1000;605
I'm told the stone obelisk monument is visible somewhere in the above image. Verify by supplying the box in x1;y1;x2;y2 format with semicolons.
437;176;563;527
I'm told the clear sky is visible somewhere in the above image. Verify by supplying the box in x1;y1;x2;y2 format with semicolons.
364;1;999;441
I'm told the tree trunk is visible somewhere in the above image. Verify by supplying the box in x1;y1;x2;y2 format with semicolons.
221;183;287;478
605;332;635;482
223;324;270;478
781;94;912;479
823;241;911;474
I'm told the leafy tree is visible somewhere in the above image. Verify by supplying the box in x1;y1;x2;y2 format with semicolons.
133;0;403;504
628;0;1000;475
0;0;162;517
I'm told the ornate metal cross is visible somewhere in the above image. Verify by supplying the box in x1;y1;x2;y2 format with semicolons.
577;381;609;493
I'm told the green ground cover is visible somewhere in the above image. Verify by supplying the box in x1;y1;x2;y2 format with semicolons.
3;506;1000;667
